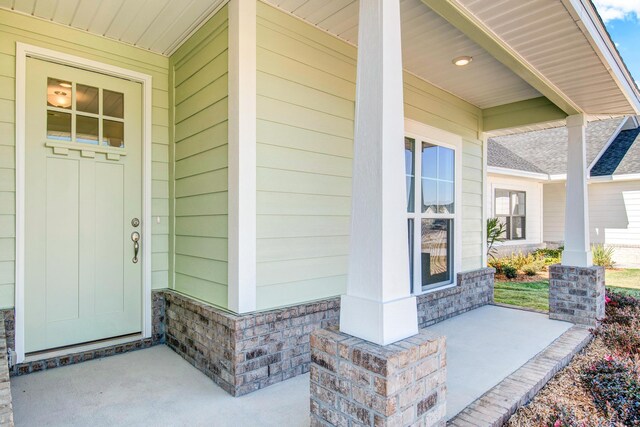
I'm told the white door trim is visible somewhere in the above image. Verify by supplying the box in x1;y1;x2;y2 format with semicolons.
15;42;153;363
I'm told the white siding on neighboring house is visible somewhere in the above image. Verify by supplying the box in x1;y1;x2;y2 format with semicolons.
590;181;640;245
487;174;544;247
543;183;566;243
544;180;640;266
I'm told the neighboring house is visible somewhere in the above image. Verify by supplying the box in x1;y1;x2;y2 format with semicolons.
0;0;639;424
488;116;640;266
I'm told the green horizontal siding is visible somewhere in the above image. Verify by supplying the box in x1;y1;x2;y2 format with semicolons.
255;2;484;310
0;9;170;308
170;5;229;308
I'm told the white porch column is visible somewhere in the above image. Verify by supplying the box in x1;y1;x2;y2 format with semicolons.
561;114;593;267
227;0;257;313
339;0;418;346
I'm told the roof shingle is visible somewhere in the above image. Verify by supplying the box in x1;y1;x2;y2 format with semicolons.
488;118;625;175
591;128;640;176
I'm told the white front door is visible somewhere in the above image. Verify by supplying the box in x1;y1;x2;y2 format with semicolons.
24;58;143;353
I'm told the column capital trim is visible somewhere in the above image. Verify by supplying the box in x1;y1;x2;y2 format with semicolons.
340;295;419;346
566;113;587;128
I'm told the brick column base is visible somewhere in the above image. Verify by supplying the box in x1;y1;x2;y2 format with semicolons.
549;264;605;326
310;328;446;427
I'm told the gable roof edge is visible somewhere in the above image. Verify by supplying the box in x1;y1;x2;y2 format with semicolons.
488;166;549;181
587;117;631;172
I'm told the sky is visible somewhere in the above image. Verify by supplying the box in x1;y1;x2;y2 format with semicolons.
593;0;640;87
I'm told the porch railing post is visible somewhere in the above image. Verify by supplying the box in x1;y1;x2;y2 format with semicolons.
339;0;418;346
561;114;593;267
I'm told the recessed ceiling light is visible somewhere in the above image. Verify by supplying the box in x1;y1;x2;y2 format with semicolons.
59;82;72;88
452;56;473;66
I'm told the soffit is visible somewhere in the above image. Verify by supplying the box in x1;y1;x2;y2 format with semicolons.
264;0;542;109
4;0;634;115
457;0;636;115
1;0;542;109
0;0;226;55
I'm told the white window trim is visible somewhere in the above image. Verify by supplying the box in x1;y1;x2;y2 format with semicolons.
494;188;527;241
15;43;154;363
404;119;462;295
489;181;544;247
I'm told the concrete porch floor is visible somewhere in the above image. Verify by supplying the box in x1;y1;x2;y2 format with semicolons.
11;305;574;426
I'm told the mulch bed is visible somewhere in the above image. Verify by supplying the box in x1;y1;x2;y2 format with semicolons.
506;291;640;426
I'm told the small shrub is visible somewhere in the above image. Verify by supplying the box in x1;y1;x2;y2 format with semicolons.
544;405;586;427
488;258;504;274
510;251;534;271
503;264;517;279
533;247;563;266
596;320;640;355
595;292;640;355
541;254;562;266
522;260;545;276
606;289;640;311
581;358;640;426
592;244;615;268
534;247;564;259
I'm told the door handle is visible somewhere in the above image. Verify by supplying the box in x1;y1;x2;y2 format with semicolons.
131;231;140;264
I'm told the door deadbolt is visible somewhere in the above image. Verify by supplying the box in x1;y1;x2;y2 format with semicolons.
131;218;140;227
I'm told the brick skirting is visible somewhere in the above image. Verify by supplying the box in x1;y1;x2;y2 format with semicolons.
417;268;495;328
2;267;494;399
163;290;340;396
0;316;13;426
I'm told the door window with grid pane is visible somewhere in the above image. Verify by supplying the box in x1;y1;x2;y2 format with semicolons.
406;138;456;291
495;190;526;240
47;78;125;147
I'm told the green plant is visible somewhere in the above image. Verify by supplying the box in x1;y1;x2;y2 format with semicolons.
533;247;563;265
503;264;517;279
506;251;534;271
522;260;545;276
593;291;640;356
534;247;564;259
544;405;585;427
487;258;504;274
486;218;506;260
581;358;640;425
592;244;615;268
606;289;640;311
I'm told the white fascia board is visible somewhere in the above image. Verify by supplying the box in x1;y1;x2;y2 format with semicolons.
548;174;567;182
487;166;549;181
564;0;640;114
587;117;630;172
590;173;640;183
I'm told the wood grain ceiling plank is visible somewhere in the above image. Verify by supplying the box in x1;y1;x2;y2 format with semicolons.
33;0;56;19
51;0;78;25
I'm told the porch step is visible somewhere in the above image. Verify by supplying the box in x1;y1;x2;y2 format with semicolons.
447;325;592;427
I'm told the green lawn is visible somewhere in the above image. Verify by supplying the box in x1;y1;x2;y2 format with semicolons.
494;280;550;311
606;268;640;290
494;269;640;311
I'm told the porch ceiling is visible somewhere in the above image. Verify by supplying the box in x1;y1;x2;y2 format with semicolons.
0;0;227;55
3;0;638;115
264;0;542;110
